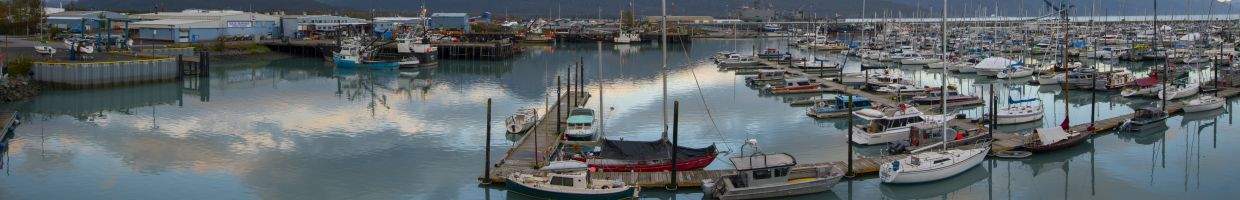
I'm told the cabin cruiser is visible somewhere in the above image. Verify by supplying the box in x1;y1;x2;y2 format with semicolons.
851;105;942;145
807;95;873;119
876;83;926;94
765;78;824;94
744;69;788;86
719;54;761;67
702;140;843;200
899;53;942;65
756;48;786;59
565;108;597;141
793;58;840;70
910;88;979;105
1120;106;1169;132
994;97;1044;125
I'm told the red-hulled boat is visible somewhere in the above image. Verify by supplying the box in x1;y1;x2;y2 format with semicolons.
574;139;717;172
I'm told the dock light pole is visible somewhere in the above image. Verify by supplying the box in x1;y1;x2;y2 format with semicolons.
669;100;680;190
483;98;493;184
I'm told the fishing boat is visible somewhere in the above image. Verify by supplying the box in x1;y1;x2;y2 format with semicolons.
1182;95;1225;113
910;88;980;105
851;105;941;145
1119;106;1169;132
505;108;538;134
994;97;1044;125
505;171;639;199
702;140;843;200
575;139;717;172
807;95;873;118
565;108;597;141
1158;82;1200;100
1021;127;1089;153
879;146;989;184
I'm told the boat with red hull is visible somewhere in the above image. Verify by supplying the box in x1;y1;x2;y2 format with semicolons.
574;139;717;172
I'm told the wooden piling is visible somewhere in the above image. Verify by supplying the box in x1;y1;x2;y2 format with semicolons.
483;98;493;185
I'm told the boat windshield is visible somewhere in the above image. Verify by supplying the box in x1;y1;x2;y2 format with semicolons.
549;176;575;187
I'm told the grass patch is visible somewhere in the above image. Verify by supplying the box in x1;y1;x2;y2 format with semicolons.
4;56;33;75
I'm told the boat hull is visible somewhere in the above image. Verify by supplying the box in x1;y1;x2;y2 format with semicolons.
851;126;909;145
1023;132;1090;153
1183;99;1225;113
880;148;987;184
714;176;841;200
505;178;637;200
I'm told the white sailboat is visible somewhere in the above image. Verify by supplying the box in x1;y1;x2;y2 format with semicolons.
1157;82;1200;100
1182;95;1225;113
880;0;989;184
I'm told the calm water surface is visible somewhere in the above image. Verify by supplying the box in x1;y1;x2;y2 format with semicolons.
1;39;1238;199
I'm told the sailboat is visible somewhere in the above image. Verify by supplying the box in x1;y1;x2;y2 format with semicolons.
578;0;718;173
994;93;1044;125
1182;95;1225;113
880;0;989;184
1021;127;1089;153
1157;82;1200;100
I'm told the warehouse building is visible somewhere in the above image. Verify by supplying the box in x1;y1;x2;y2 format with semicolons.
373;16;428;34
279;15;368;39
46;11;128;33
130;10;278;43
430;13;470;32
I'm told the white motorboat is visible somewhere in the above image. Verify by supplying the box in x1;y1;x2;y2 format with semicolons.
614;32;641;44
718;54;760;67
996;66;1035;79
565;108;597;141
1035;73;1065;85
899;54;941;65
1158;82;1200;100
875;83;926;94
851;105;941;145
1182;95;1225;113
33;46;56;56
702;140;844;200
505;108;539;134
879;146;989;184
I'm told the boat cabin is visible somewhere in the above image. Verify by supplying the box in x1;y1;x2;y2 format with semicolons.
779;78;817;87
567;108;595;130
854;106;928;133
726;153;797;188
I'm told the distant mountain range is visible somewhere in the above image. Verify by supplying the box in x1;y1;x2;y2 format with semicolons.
62;0;1240;18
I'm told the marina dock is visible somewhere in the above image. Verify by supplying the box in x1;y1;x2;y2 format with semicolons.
484;90;590;183
1;111;17;137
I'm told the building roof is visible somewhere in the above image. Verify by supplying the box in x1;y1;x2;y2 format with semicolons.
134;10;276;21
130;19;219;29
374;17;428;21
48;11;126;20
431;13;468;17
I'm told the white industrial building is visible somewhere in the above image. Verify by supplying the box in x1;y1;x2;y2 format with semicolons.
279;15;368;39
129;10;278;43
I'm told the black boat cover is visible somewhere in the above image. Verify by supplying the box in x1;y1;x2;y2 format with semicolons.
596;138;715;161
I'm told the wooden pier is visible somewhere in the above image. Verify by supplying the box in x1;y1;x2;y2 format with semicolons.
484;91;590;183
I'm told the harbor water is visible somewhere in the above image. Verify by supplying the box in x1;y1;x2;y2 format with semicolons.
1;39;1237;199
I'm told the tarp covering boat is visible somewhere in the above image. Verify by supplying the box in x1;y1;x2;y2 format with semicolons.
595;139;716;161
1035;128;1069;146
1131;76;1159;87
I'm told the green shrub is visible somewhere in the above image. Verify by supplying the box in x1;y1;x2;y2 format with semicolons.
4;56;33;75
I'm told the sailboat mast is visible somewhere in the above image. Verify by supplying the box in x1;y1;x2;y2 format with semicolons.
599;41;605;137
1059;0;1071;129
661;0;669;139
941;0;949;149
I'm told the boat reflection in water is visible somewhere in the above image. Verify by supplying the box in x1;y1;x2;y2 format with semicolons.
880;165;989;199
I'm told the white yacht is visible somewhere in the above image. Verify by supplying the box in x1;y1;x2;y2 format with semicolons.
851;105;941;145
565;108;597;141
